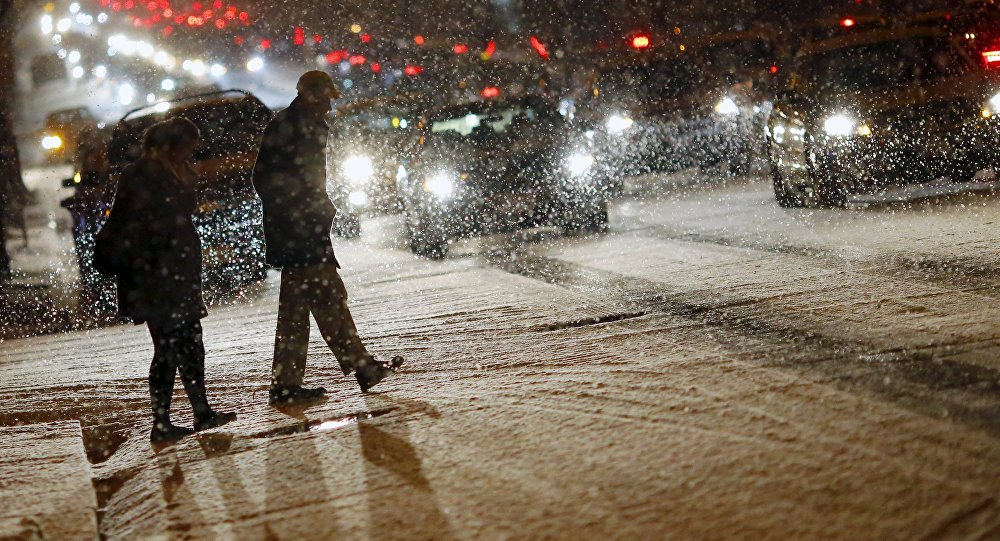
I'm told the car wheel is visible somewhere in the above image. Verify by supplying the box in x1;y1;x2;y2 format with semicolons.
727;146;752;176
805;145;849;209
406;210;448;259
771;164;803;208
812;169;848;208
334;214;362;239
562;201;609;234
948;162;977;183
766;138;804;209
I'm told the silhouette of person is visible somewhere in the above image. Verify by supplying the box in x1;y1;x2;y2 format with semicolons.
95;118;236;442
252;71;403;406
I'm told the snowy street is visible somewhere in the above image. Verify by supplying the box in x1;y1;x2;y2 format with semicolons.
2;170;1000;539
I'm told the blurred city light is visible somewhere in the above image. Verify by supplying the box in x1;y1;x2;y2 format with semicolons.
161;78;175;90
246;57;264;71
67;50;80;63
71;66;84;78
210;63;227;76
40;15;53;34
631;34;651;49
56;18;71;32
41;135;63;150
94;65;107;78
190;60;207;76
529;36;549;58
118;83;135;105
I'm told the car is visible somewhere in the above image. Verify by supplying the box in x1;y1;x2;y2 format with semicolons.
689;28;787;174
326;95;425;237
41;107;96;163
573;48;758;181
398;95;611;258
105;89;272;290
766;26;1000;208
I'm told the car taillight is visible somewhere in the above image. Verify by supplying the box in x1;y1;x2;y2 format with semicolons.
982;50;1000;67
481;86;500;99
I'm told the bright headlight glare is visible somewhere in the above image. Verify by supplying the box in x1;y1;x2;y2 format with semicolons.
423;173;455;199
566;152;595;177
988;92;1000;113
715;97;739;115
348;191;367;206
823;114;857;137
342;155;374;185
41;135;63;150
606;114;634;133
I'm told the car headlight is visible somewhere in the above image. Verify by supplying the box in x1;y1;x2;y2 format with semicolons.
822;114;872;138
983;92;1000;118
565;152;595;177
823;115;856;137
606;114;634;134
41;135;63;150
714;97;739;116
342;155;374;186
423;172;455;200
348;190;368;207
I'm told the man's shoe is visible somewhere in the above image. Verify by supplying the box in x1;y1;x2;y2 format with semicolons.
356;356;404;393
194;411;237;432
269;385;327;405
150;422;195;443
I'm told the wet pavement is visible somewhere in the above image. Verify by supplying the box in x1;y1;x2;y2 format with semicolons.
2;167;1000;539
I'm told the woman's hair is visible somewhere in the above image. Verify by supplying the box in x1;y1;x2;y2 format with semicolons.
141;117;200;153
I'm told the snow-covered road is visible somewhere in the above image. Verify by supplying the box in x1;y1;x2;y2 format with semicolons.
2;172;999;540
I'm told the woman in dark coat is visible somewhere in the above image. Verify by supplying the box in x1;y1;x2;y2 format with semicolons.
97;118;235;443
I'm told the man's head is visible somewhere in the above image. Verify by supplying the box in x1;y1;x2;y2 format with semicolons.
296;70;341;114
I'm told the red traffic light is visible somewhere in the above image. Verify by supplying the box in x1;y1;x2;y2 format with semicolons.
453;43;469;54
631;34;651;49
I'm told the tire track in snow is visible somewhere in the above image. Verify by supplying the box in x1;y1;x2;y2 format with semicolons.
627;223;1000;298
482;247;1000;439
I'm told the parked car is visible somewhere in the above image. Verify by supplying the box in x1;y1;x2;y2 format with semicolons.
106;90;271;289
766;26;1000;207
398;96;612;258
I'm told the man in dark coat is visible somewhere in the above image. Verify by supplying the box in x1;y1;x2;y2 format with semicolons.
252;71;402;405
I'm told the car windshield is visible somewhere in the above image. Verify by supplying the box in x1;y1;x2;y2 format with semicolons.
701;38;776;73
802;36;971;91
599;59;704;102
429;105;545;138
